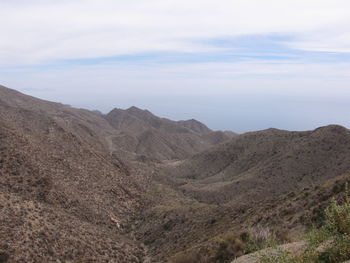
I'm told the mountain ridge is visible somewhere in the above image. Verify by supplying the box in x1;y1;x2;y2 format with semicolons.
104;105;236;161
2;84;350;262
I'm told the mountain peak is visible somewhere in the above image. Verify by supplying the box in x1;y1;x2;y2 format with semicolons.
126;106;143;111
125;106;155;118
177;118;211;134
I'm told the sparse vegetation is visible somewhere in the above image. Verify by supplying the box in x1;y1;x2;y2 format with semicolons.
242;226;280;254
259;183;350;263
215;231;245;262
170;227;281;263
3;86;350;262
260;248;298;263
170;251;210;263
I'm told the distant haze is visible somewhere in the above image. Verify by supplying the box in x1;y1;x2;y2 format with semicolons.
1;0;350;132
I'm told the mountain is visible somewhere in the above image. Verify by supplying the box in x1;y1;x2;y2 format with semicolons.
0;87;149;262
177;119;212;134
2;84;350;263
105;106;236;161
0;86;235;162
134;125;350;261
0;85;235;262
0;119;147;262
163;125;350;204
0;85;116;152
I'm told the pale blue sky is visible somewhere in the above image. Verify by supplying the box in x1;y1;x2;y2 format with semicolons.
1;0;350;132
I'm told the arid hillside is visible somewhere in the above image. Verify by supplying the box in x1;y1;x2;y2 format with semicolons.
1;85;350;263
163;125;350;204
0;89;149;262
105;106;236;161
0;86;233;162
0;85;235;262
134;125;350;262
0;86;155;262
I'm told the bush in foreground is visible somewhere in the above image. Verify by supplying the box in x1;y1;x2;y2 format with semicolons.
260;183;350;263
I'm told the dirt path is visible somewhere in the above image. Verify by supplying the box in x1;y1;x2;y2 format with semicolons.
105;135;115;155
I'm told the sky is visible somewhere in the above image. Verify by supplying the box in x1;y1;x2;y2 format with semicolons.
1;0;350;133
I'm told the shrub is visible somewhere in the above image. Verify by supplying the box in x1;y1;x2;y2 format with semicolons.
215;231;245;262
259;183;350;263
311;183;350;263
259;248;299;263
309;206;326;227
242;226;282;254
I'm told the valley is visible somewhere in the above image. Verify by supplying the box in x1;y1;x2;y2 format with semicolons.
1;85;350;263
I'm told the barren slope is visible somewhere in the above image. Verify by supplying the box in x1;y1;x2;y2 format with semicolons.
3;85;350;263
164;125;350;204
0;88;146;262
105;106;235;161
134;126;350;261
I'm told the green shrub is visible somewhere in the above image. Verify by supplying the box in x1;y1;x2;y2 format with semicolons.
306;183;350;263
215;231;245;262
259;183;350;263
309;206;327;227
259;248;299;263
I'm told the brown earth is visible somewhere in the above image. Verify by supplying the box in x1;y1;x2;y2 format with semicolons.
105;106;236;161
0;104;146;262
133;126;350;262
1;84;350;263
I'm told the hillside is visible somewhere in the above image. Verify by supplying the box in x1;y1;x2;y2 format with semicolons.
0;85;234;162
0;111;146;262
134;126;350;262
0;85;235;262
163;125;350;204
105;106;235;161
2;85;350;263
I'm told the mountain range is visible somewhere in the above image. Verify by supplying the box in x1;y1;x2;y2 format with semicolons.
1;85;350;263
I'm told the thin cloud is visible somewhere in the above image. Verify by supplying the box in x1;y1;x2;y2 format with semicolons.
0;0;350;65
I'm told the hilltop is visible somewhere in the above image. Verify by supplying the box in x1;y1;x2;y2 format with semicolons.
105;106;235;161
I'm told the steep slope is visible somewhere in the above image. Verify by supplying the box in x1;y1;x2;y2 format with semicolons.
0;85;235;162
0;88;147;262
4;85;350;262
0;85;116;152
105;107;235;161
0;85;236;262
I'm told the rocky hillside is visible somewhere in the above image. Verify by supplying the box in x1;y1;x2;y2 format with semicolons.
163;125;350;204
0;85;235;262
134;126;350;262
2;85;350;263
0;111;146;262
0;86;151;262
0;86;234;163
105;107;236;161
